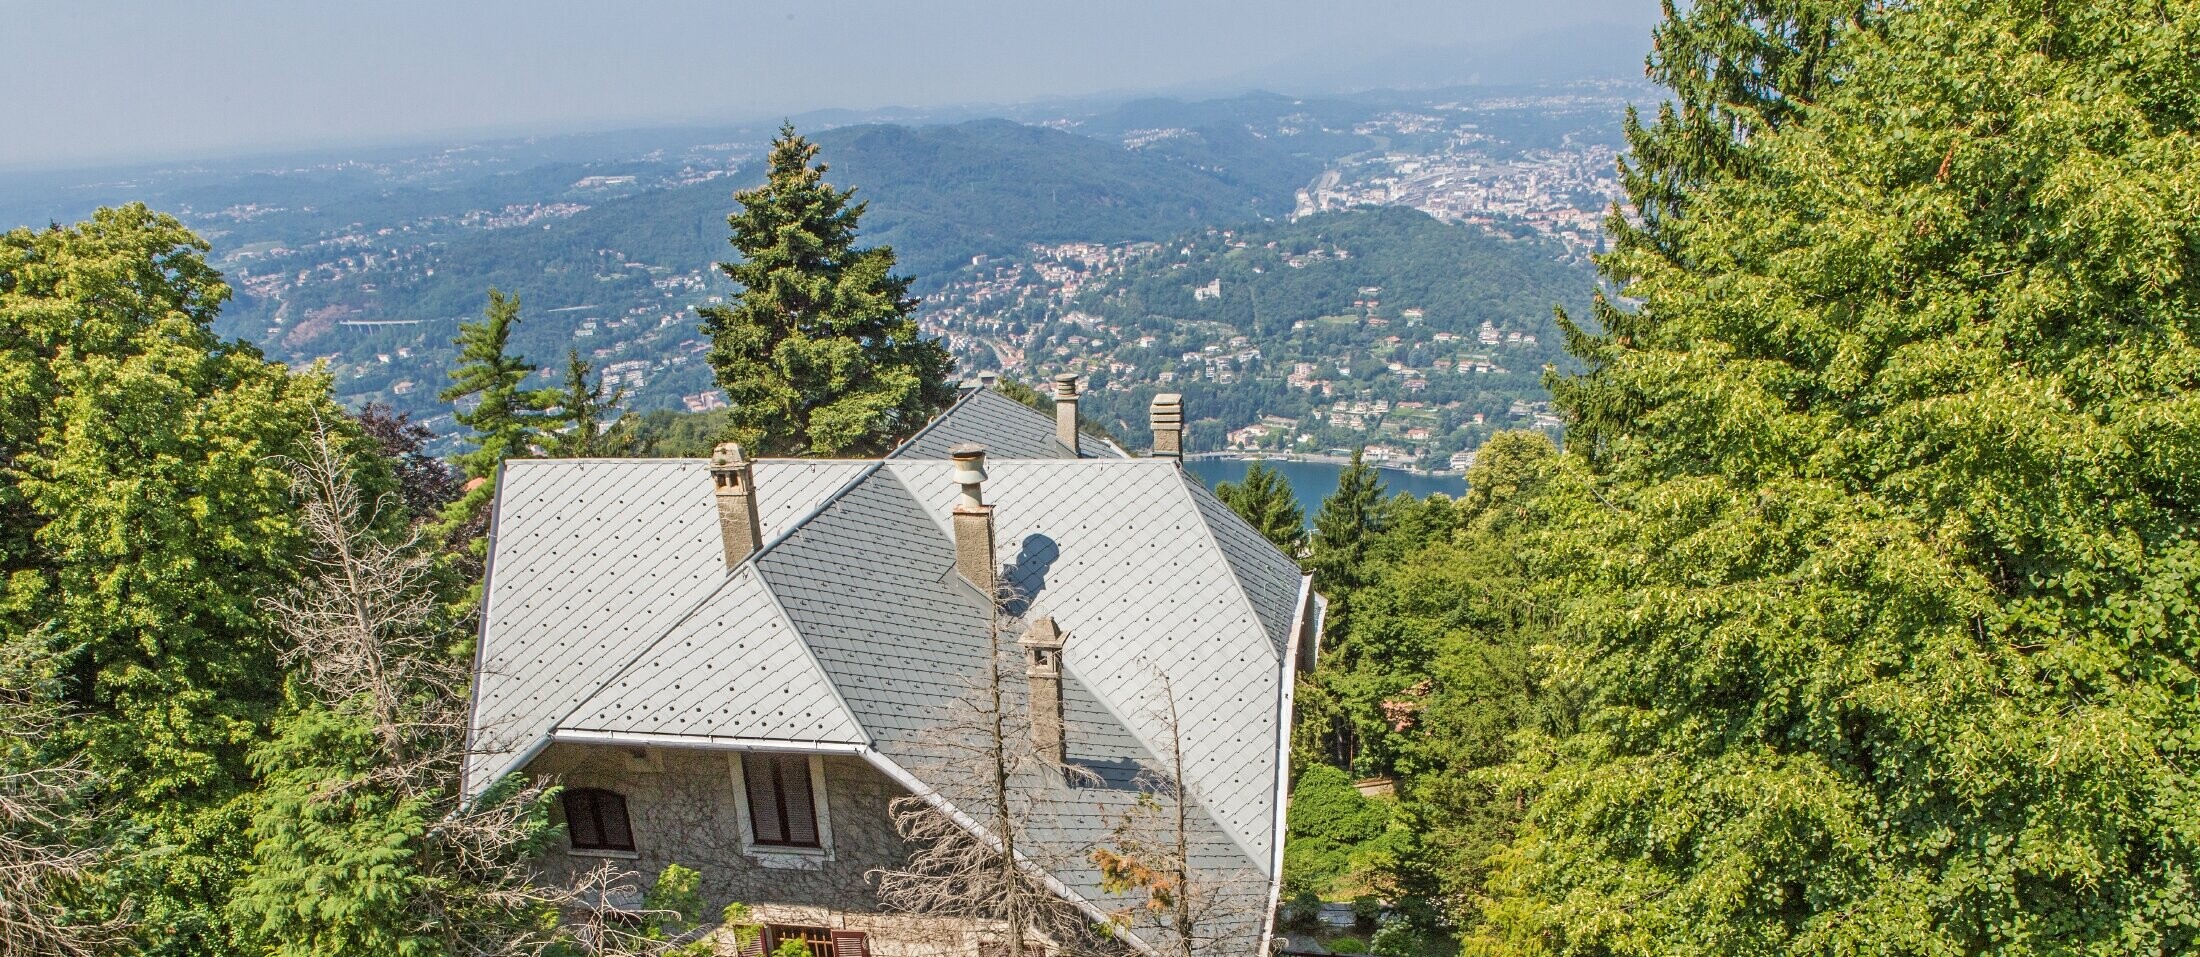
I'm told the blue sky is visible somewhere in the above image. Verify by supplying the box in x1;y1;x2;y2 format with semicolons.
0;0;1656;170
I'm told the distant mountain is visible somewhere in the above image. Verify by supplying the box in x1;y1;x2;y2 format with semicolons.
187;116;1325;422
805;119;1315;276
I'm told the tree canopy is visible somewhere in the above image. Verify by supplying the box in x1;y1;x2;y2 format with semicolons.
1216;460;1307;557
1469;0;2200;952
698;124;956;456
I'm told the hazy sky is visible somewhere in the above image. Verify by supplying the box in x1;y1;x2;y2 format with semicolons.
1;1;1656;170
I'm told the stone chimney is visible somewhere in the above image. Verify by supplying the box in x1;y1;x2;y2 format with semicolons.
710;442;763;567
1020;617;1067;765
1053;373;1081;456
949;444;997;597
1149;393;1184;461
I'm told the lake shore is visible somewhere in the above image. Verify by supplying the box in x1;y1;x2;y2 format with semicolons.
1182;450;1465;478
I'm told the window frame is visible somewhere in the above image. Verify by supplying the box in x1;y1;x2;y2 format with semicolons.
559;787;636;854
729;752;834;860
764;925;838;956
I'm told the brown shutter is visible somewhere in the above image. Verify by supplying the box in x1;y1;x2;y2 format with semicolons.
598;791;634;851
562;790;602;848
780;757;819;847
828;930;869;957
733;926;766;957
745;756;785;844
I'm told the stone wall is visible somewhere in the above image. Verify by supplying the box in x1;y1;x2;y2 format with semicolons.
532;743;905;913
529;744;1103;956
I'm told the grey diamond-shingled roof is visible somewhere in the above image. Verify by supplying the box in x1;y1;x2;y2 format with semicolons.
891;385;1125;460
467;418;1305;948
467;459;870;789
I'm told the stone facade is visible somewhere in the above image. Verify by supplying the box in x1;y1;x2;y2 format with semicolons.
532;744;1010;955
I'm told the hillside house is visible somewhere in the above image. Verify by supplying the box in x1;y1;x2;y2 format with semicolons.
465;377;1319;955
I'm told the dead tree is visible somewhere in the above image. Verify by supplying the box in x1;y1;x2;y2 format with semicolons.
1091;676;1269;957
870;587;1109;956
0;638;121;957
267;416;581;955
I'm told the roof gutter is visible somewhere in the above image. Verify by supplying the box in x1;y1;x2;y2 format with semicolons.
549;730;868;754
1262;572;1319;950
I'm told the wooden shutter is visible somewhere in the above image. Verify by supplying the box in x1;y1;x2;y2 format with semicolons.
779;757;819;846
745;757;785;844
562;790;603;848
562;789;634;851
732;927;766;957
746;755;820;847
596;791;634;850
827;930;869;957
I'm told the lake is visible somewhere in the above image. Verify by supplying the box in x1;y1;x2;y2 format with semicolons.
1183;458;1466;525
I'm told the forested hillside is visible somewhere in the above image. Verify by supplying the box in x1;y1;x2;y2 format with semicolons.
191;117;1321;424
1010;206;1593;459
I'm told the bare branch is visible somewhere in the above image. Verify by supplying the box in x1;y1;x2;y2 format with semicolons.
870;587;1113;957
0;639;126;957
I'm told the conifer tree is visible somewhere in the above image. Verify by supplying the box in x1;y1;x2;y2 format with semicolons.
546;348;625;458
698;124;955;456
1309;451;1387;623
1478;2;2200;952
439;289;548;480
1215;460;1306;557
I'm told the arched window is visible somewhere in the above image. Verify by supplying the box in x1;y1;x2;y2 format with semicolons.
561;787;634;852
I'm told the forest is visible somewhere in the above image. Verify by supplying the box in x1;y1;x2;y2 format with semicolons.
5;0;2200;955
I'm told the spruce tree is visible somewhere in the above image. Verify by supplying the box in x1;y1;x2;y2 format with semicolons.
1479;1;2200;952
1216;460;1306;557
1309;451;1388;620
546;348;625;458
438;288;547;480
698;124;955;456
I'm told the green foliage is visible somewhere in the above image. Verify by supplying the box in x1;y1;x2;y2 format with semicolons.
230;702;440;957
1215;460;1307;556
1314;432;1585;933
697;124;956;456
644;862;704;933
1309;452;1389;618
545;348;625;458
1283;766;1398;899
599;408;734;458
438;288;549;480
1471;1;2200;953
0;204;349;954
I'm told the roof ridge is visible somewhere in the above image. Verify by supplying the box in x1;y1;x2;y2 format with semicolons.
754;459;888;557
1175;469;1287;670
887;386;985;458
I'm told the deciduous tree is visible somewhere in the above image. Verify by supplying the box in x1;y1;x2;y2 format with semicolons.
0;205;344;955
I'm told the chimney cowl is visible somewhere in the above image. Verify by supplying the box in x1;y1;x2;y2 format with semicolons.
950;443;989;507
949;444;998;595
1149;393;1185;462
1053;373;1081;455
709;442;763;567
